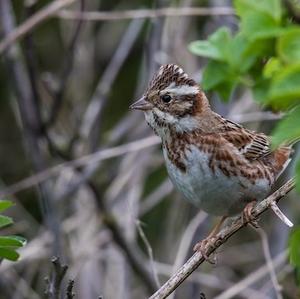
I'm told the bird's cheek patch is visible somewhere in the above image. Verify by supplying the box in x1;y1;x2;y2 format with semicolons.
171;101;194;116
153;108;177;124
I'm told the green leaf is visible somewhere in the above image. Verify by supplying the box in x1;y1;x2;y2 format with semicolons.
10;235;27;245
244;37;274;58
225;34;256;72
0;200;14;212
235;0;282;23
189;27;231;61
267;64;300;109
253;78;271;102
277;28;300;63
0;247;20;261
239;11;283;40
263;57;282;78
202;60;233;90
189;41;223;60
0;236;26;248
272;106;300;147
215;80;237;102
289;228;300;267
0;215;13;228
202;60;239;101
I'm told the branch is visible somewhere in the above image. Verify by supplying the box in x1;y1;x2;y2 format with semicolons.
0;136;160;197
80;18;144;149
65;279;75;299
47;0;85;127
57;7;234;21
0;5;233;55
255;228;283;298
0;0;76;54
87;181;157;294
45;257;68;299
0;0;62;255
149;178;295;299
214;250;287;299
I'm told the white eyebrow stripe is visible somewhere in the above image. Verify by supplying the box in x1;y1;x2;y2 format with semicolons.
162;84;199;96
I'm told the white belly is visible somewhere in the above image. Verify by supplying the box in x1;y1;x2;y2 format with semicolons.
163;145;270;216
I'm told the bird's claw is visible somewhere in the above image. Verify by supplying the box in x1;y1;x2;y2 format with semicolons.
242;201;259;228
193;238;217;264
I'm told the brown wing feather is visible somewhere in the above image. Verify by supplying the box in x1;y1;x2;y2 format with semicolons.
219;118;271;161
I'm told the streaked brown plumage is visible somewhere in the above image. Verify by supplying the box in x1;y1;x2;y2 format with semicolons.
130;64;293;254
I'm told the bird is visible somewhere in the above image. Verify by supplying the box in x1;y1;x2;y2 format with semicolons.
130;64;293;257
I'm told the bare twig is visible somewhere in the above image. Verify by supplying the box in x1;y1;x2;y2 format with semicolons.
87;181;157;294
0;136;160;197
155;262;267;299
65;279;75;299
0;5;233;55
255;228;283;299
136;220;161;288
229;112;283;124
270;202;293;227
149;178;295;299
0;0;62;255
139;180;173;216
214;250;287;299
47;0;85;127
45;257;68;299
0;0;76;54
57;7;234;21
169;211;207;299
80;18;144;149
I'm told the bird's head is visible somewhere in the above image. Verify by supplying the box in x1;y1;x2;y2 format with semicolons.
130;64;210;138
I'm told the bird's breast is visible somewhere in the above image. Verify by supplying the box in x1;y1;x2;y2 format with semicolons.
163;144;270;216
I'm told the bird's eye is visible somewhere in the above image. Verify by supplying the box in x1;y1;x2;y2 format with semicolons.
161;94;172;103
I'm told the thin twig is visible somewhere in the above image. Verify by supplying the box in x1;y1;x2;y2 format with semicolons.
139;180;173;216
155;262;267;299
0;136;160;197
0;5;234;55
270;202;293;227
87;181;157;294
80;18;144;149
47;0;85;127
169;211;207;299
136;220;161;289
214;250;288;299
45;257;68;299
57;7;234;21
0;0;76;54
255;228;283;299
229;112;283;124
65;279;75;299
149;178;295;299
0;0;62;255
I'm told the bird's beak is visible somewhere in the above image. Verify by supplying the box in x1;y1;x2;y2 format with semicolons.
129;96;153;111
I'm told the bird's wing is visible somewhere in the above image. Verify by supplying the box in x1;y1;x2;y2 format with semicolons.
219;119;271;161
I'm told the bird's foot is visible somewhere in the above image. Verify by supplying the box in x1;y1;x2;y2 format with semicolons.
193;237;217;264
242;201;259;228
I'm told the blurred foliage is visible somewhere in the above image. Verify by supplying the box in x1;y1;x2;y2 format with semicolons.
0;200;26;261
190;0;300;284
289;228;300;283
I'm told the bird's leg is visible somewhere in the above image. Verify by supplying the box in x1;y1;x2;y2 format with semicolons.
242;200;259;228
193;216;227;262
